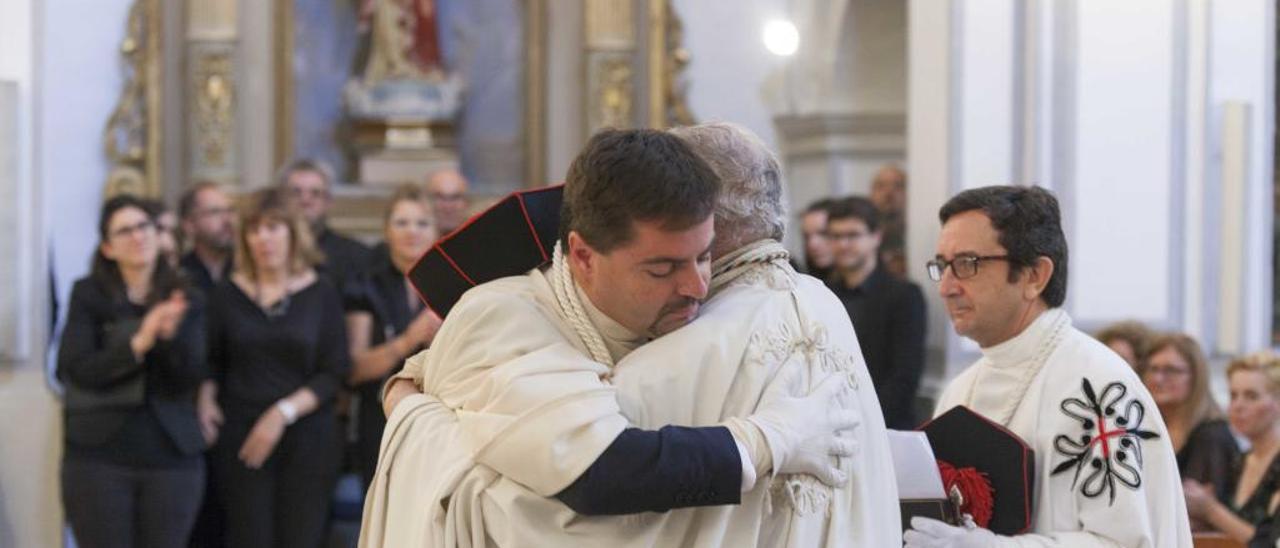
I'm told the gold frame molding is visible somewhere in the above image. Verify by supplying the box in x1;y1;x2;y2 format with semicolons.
103;0;164;199
271;0;549;187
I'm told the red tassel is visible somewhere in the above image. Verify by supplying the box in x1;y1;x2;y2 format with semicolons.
938;460;995;528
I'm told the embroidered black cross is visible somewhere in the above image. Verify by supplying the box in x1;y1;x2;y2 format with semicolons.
1051;379;1160;505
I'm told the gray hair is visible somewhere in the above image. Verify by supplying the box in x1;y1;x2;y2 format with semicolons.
274;157;337;189
669;122;787;251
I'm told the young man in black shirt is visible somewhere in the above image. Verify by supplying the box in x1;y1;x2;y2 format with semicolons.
825;196;927;429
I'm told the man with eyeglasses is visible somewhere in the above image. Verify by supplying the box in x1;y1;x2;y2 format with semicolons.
177;181;236;548
425;168;471;235
904;186;1191;547
178;181;235;293
824;196;926;429
277;158;372;295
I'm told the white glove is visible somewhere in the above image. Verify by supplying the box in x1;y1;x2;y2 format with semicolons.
905;517;1010;548
747;369;859;486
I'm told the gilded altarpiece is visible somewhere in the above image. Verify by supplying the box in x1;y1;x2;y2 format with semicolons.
105;0;692;218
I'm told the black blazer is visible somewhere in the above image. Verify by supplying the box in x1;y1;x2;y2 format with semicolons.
57;277;208;456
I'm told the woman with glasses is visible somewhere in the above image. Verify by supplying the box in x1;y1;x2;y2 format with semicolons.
1183;352;1280;544
1138;334;1239;522
203;189;349;547
58;194;207;548
344;185;443;490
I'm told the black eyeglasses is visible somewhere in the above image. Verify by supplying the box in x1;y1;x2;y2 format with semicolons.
926;255;1010;281
109;220;156;240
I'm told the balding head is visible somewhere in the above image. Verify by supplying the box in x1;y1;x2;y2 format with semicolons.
426;168;470;234
870;165;907;213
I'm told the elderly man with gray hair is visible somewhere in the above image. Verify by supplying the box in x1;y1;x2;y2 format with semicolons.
605;121;899;546
367;122;896;547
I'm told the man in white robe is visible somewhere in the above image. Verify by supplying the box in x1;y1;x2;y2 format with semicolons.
360;128;859;548
904;186;1192;547
605;123;899;547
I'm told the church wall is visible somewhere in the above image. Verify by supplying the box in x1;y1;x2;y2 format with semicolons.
1068;0;1176;326
0;0;133;545
44;0;135;317
908;0;1275;397
673;0;787;151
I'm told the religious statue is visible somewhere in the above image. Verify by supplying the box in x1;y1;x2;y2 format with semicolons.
345;0;462;122
359;0;444;83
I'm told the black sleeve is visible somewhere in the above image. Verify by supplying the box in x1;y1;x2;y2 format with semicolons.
307;283;351;404
881;282;927;429
1185;420;1243;504
205;285;227;384
554;425;742;515
57;280;145;389
152;290;208;393
1251;511;1278;548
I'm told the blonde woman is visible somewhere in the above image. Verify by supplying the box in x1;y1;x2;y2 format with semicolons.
345;184;442;488
1184;352;1280;544
201;189;349;547
1140;333;1239;505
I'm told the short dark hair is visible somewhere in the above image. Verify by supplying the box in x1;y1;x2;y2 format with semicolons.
939;185;1069;307
559;128;721;253
178;181;223;220
92;194;184;305
803;197;837;216
825;196;881;233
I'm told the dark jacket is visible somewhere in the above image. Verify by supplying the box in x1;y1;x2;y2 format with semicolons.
316;226;372;296
556;425;742;515
58;278;208;457
828;264;927;429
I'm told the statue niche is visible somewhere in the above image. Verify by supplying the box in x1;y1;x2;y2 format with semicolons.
345;0;463;186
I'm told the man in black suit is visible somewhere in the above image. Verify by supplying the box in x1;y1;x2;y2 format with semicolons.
177;181;235;293
826;196;927;429
277;158;371;294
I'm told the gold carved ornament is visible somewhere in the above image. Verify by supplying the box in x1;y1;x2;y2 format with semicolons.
103;0;150;199
194;53;234;169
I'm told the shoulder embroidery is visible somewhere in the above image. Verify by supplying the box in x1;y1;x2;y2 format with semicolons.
1050;379;1160;505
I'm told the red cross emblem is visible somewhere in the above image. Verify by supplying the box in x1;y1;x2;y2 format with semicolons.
1051;379;1160;505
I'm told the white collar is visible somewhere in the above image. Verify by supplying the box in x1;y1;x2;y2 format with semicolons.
575;281;647;363
979;308;1070;370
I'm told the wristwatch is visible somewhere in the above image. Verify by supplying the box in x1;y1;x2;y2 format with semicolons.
275;400;299;425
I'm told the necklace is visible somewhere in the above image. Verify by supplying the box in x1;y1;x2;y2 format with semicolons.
963;311;1069;427
254;278;292;319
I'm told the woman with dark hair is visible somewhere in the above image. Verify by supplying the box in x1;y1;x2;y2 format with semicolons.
1139;332;1240;507
58;194;207;548
345;184;442;488
202;188;349;547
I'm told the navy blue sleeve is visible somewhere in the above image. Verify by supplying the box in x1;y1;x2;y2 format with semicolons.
554;425;742;515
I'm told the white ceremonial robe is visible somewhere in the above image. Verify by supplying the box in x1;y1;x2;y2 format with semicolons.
360;244;897;548
610;252;901;547
934;308;1192;547
359;267;638;548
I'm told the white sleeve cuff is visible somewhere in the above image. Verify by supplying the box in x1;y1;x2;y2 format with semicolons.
735;439;757;492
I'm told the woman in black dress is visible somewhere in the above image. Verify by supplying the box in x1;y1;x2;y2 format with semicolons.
1184;352;1280;543
58;194;207;548
345;184;442;488
1139;333;1239;507
202;189;349;547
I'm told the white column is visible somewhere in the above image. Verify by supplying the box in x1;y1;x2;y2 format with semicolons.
1;0;80;545
1068;0;1177;326
907;0;956;388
